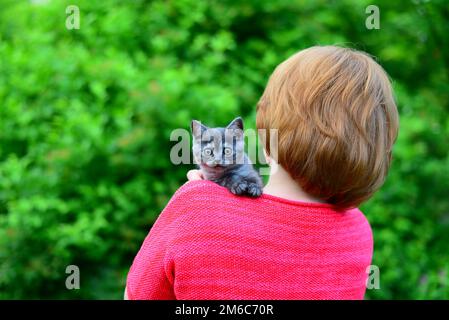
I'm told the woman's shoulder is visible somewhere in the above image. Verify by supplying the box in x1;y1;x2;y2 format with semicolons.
164;180;233;217
151;181;227;230
343;207;373;244
172;180;229;201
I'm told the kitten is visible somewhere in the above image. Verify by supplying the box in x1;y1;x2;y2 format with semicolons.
191;117;263;197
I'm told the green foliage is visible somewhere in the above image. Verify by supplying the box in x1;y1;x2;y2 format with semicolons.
0;0;448;299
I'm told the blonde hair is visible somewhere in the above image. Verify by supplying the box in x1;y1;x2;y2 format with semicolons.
257;46;399;209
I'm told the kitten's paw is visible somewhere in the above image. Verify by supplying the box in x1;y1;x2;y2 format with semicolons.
229;182;248;195
247;183;262;197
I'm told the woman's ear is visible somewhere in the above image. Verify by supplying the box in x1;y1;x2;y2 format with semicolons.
263;148;271;165
263;148;280;175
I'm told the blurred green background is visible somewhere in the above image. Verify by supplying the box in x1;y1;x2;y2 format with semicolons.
0;0;448;299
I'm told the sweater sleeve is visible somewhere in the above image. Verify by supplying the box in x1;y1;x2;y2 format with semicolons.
126;182;196;300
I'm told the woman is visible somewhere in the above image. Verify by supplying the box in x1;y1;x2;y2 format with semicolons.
125;46;399;300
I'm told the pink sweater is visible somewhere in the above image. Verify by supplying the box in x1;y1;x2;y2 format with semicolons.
126;180;373;300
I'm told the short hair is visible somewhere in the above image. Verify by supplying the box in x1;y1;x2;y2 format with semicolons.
256;46;399;210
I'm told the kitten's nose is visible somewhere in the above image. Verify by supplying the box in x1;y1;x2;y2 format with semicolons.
206;159;219;167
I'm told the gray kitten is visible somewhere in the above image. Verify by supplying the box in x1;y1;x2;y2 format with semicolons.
191;117;263;197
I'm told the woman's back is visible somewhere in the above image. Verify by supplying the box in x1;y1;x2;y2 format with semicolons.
126;180;373;300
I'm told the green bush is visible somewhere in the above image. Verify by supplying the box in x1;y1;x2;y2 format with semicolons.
0;0;448;299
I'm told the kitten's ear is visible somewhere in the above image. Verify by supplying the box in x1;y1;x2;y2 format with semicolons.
227;117;244;130
191;120;208;140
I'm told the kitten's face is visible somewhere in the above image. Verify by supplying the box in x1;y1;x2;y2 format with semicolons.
191;118;244;168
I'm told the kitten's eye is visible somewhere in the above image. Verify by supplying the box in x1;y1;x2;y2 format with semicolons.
224;147;233;156
202;148;212;156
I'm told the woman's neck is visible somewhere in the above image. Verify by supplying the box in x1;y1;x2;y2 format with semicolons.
263;163;327;204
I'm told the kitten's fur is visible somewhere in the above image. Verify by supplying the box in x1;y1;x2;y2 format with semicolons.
191;117;263;197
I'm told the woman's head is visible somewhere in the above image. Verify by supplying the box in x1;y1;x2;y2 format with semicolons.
257;46;399;209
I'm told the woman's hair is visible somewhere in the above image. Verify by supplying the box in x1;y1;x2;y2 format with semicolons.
256;45;399;209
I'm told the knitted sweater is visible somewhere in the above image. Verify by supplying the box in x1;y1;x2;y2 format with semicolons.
126;180;373;300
